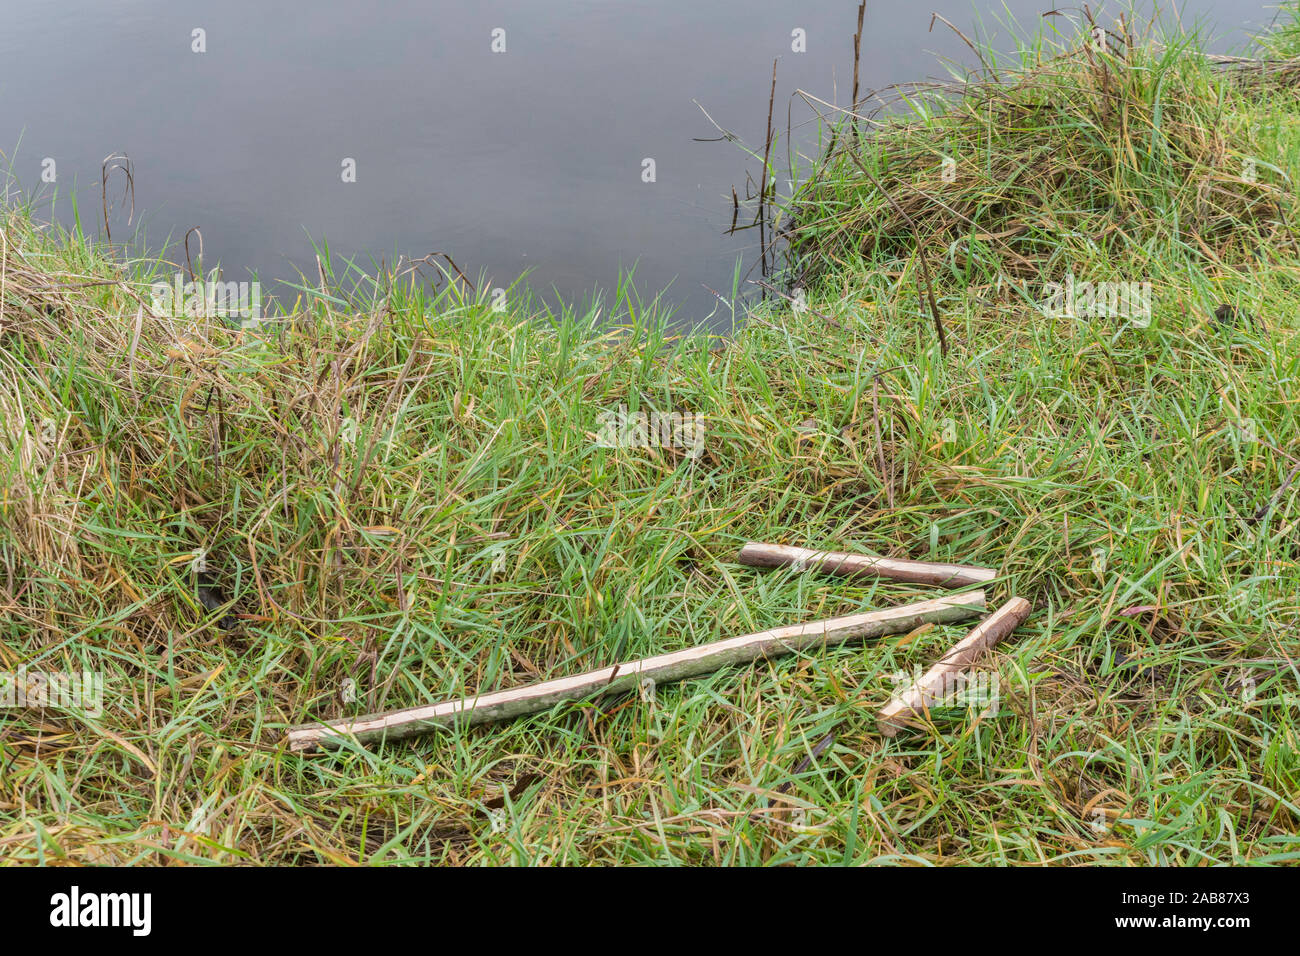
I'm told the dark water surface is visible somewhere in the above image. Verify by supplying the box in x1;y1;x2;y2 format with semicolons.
0;1;1278;325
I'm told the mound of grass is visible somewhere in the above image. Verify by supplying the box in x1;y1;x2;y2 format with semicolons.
785;10;1299;288
1;7;1298;865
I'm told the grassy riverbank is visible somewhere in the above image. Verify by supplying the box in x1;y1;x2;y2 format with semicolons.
3;9;1300;864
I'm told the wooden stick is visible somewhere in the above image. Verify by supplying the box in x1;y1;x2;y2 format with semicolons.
736;542;995;589
877;596;1031;736
287;591;986;752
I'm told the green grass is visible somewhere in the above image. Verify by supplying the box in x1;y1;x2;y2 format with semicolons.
2;6;1300;865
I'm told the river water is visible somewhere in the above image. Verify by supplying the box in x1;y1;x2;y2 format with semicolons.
0;1;1277;326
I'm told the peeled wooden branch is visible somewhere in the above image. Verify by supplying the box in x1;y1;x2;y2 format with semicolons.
737;542;995;589
877;596;1031;736
287;590;986;752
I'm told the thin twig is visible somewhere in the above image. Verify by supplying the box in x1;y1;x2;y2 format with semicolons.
929;13;994;77
100;153;134;247
759;58;778;281
184;227;203;282
872;376;893;508
842;148;949;355
851;1;866;138
1249;461;1300;524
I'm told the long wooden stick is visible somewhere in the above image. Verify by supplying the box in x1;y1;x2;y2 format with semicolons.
877;596;1031;736
736;542;995;589
287;591;986;751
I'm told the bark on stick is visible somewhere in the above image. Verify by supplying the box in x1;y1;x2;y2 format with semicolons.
737;541;995;589
288;590;986;752
877;596;1031;736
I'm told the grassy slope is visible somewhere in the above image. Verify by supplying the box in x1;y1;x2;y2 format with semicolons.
2;11;1300;864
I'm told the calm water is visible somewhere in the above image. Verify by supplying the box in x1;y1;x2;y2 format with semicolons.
0;1;1277;326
